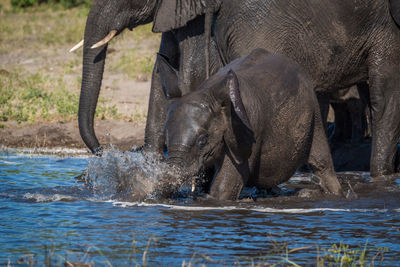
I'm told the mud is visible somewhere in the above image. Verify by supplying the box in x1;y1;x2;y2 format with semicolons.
0;120;145;153
79;149;400;208
192;172;400;208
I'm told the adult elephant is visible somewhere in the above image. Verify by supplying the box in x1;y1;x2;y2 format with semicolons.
76;0;221;155
153;0;400;178
77;0;400;178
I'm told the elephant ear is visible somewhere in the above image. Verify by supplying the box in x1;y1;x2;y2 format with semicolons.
157;53;181;99
218;70;255;165
153;0;221;32
390;0;400;26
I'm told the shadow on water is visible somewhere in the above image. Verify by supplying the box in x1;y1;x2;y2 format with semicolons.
0;148;399;265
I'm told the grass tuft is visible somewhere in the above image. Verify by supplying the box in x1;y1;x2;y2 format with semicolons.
109;49;156;81
7;240;392;266
0;69;119;123
0;3;160;124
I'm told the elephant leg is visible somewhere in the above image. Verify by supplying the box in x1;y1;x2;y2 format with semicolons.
308;110;343;196
331;102;347;143
368;64;400;177
144;32;180;156
144;58;168;155
347;98;364;143
357;82;371;138
316;92;330;131
209;154;248;200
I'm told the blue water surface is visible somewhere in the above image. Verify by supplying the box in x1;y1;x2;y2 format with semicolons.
0;150;399;266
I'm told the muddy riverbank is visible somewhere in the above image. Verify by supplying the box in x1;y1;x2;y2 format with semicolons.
0;119;146;153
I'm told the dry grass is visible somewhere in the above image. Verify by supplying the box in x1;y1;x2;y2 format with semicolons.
0;2;160;124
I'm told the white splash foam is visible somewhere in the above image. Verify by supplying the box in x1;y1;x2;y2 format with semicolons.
86;149;182;201
0;146;88;156
250;207;389;214
110;201;391;214
0;159;22;165
23;193;77;202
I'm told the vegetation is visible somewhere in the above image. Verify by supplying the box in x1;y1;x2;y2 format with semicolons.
0;70;118;122
317;242;390;266
0;0;160;124
7;240;391;266
109;47;156;81
10;0;91;9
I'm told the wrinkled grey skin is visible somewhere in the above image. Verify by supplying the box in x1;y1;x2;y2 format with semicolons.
80;0;400;178
210;0;400;178
164;49;343;200
79;0;221;155
149;0;400;178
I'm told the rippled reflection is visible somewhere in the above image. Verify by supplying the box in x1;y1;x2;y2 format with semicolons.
0;150;399;265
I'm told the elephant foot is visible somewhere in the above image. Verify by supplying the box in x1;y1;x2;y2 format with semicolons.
370;173;400;184
266;186;284;196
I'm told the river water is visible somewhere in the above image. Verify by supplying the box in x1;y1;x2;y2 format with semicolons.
1;149;399;266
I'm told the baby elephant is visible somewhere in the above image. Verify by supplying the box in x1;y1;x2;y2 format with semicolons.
164;48;343;200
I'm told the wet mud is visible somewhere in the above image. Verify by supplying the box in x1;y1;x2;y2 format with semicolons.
80;149;400;213
0;120;145;152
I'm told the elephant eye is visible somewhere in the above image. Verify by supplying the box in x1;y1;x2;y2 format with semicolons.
197;134;208;148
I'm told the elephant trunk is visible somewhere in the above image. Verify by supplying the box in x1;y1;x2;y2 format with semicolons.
166;149;199;177
78;9;110;155
166;156;184;170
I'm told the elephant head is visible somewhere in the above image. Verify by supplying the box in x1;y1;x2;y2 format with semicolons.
164;69;254;179
75;0;221;154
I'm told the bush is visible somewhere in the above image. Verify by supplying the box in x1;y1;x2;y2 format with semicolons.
10;0;91;9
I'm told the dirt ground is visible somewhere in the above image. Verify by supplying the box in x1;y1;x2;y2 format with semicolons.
0;6;158;154
0;40;152;153
0;78;150;153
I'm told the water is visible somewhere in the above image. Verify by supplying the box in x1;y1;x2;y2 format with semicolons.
1;149;399;266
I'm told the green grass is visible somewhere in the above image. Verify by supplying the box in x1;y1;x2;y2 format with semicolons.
9;0;91;9
7;240;391;267
107;24;160;81
0;69;118;123
317;242;390;266
108;47;156;80
0;2;161;124
0;5;90;53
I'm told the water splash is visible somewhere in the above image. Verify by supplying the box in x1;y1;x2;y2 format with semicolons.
0;145;88;156
86;148;184;202
111;201;394;214
23;193;78;202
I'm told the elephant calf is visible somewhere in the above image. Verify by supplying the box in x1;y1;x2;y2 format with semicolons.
164;49;343;200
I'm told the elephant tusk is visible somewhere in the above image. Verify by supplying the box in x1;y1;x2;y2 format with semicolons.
191;177;196;192
91;30;118;49
69;40;84;52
